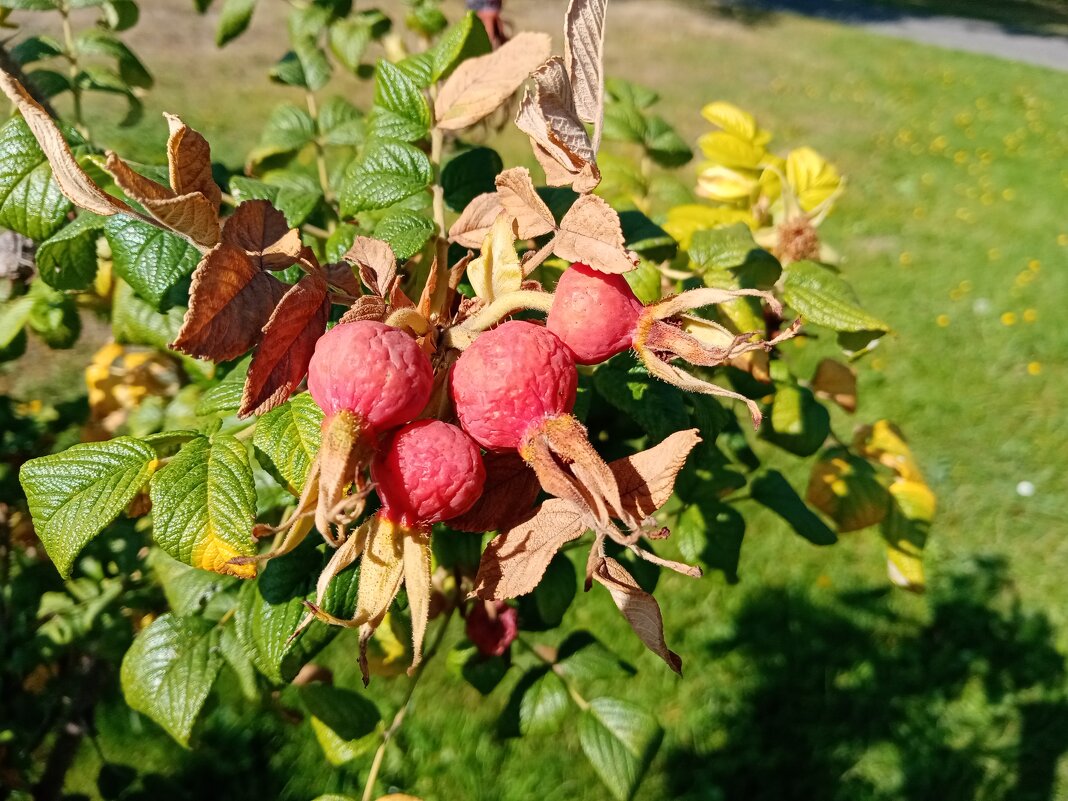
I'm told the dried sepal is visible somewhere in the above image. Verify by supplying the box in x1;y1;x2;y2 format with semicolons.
402;529;432;673
448;452;541;534
315;410;371;544
221;199;302;271
449;192;505;249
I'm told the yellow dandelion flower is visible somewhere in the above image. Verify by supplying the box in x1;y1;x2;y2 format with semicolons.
921;173;935;186
1028;259;1041;272
899;252;913;266
1001;312;1017;326
1002;188;1016;201
936;314;950;327
913;207;927;219
1023;309;1038;323
1027;362;1042;376
1057;234;1068;246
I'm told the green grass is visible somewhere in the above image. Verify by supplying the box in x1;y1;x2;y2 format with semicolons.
14;0;1068;798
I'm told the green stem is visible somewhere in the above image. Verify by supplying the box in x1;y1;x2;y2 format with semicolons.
305;90;336;213
360;606;455;801
427;119;449;318
515;636;590;712
59;2;88;139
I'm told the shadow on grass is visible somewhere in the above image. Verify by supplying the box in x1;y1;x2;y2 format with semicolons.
665;556;1068;801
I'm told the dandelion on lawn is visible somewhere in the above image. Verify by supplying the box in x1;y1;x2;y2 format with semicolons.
921;173;935;186
936;314;950;327
954;150;968;165
1058;234;1068;246
913;207;927;219
955;208;974;223
1028;259;1041;272
981;192;994;206
1015;272;1034;288
1002;188;1016;201
1001;312;1017;326
1023;309;1038;323
899;252;913;266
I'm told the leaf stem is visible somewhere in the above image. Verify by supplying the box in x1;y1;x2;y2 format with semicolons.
58;2;88;139
360;606;455;801
305;90;336;211
516;636;590;712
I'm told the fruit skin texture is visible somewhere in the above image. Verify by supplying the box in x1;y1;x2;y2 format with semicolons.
308;321;433;429
547;262;643;365
450;320;578;451
372;420;486;527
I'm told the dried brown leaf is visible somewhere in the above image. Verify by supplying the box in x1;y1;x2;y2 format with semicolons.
495;167;556;238
322;262;363;298
345;236;397;296
608;429;701;521
812;357;857;413
564;0;608;145
529;138;597;192
514;57;600;192
221;199;301;271
354;516;406;627
165;113;221;212
554;193;637;273
472;499;588;600
434;32;552;131
0;70;135;218
448;452;541;533
239;272;330;417
106;153;220;247
448;191;505;249
403;530;432;672
593;555;682;674
171;242;286;361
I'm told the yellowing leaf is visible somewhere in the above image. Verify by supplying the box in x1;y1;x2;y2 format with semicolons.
811;358;857;413
882;479;935;592
698;131;766;169
854;420;924;483
696;164;760;204
786;146;841;212
467;214;521;303
806;449;890;532
662;204;754;250
701;101;768;144
192;534;256;579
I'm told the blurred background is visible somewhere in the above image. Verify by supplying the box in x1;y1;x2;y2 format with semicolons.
3;0;1067;799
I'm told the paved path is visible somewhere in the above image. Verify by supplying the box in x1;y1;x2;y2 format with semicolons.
729;0;1068;71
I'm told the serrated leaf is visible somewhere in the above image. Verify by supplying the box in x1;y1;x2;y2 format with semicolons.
578;698;662;801
106;214;200;309
235;540;359;683
519;667;570;735
750;469;836;545
111;279;185;351
564;0;607;142
149;548;236;617
761;383;830;457
0;115;72;240
442;147;502;213
246;104;316;168
373;208;433;260
195;358;248;416
149;435;258;578
318;96;364;147
593;359;691;441
35;212;106;290
555;194;636;274
688;223;780;289
229;175;321;227
369;60;430;143
643;115;691;167
253;393;323;494
783;260;889;333
20;436;157;577
430;11;491;82
120;613;222;745
340;140;432;216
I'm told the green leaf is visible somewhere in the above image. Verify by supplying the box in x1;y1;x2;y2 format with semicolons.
318;96;364;147
0;296;34;350
750;469;837;545
111;279;184;351
602;102;646;144
149;548;236;617
340;139;432;216
219;624;259;699
149;435;258;576
619;210;676;262
442;147;502;212
369;60;431;143
395;51;434;89
0;0;59;10
807;447;891;533
447;644;510;695
75;66;143;126
253;393;323;494
644;115;691;167
35;212;106;290
293;39;331;92
515;667;570;736
517;552;575;631
75;28;153;89
783;260;890;333
0;116;72;240
25;69;71;99
430;11;491;81
299;684;380;742
328;11;389;73
235;540;359;683
10;34;64;66
106;214;200;309
19;437;156;577
120;613;222;745
373;208;433;259
229;175;321;227
247;104;316;167
688;223;781;289
761;383;831;457
579;698;663;801
216;0;257;45
593;359;692;442
195;359;248;416
556;632;635;683
675;494;745;583
605;78;658;110
26;280;80;348
622;259;661;305
103;0;140;31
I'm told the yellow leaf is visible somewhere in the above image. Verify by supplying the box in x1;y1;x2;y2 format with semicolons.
696;164;760;204
854;420;924;483
191;533;257;579
467;214;522;302
662;204;754;250
881;479;935;592
806;449;890;532
698;131;767;169
700;101;770;146
785;146;841;211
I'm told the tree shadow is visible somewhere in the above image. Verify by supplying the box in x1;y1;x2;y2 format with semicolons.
664;556;1068;801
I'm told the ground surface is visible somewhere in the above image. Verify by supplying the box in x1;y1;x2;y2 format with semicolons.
7;0;1068;799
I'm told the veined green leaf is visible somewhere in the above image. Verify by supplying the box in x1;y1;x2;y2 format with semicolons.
783;260;890;333
35;212;106;290
106;214;200;309
579;698;663;801
369;60;431;143
253;393;323;494
340;139;432;216
0;116;72;240
373;208;433;259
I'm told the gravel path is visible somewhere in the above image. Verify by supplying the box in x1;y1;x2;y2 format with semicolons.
730;0;1068;71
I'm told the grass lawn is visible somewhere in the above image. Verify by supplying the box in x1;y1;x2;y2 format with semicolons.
12;0;1068;798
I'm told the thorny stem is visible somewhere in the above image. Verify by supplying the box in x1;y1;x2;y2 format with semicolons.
360;606;456;801
516;636;590;712
305;90;336;212
59;2;88;139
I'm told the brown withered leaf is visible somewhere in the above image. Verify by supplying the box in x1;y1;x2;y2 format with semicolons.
434;32;552;130
403;529;432;672
467;214;522;302
812;357;857;413
448;191;504;249
239;272;330;417
514;57;600;193
495;167;556;238
322;262;363;298
593;555;682;674
171;242;287;361
530;139;591;190
449;452;541;533
345;236;397;296
0;70;136;219
554;193;638;273
221;200;301;271
564;0;608;146
340;295;387;324
472;499;588;600
165;113;221;212
609;429;701;521
106;153;220;248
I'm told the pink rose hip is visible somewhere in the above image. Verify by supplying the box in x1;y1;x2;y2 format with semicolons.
547;262;643;364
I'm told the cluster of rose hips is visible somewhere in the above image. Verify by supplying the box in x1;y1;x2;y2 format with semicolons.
293;261;792;675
